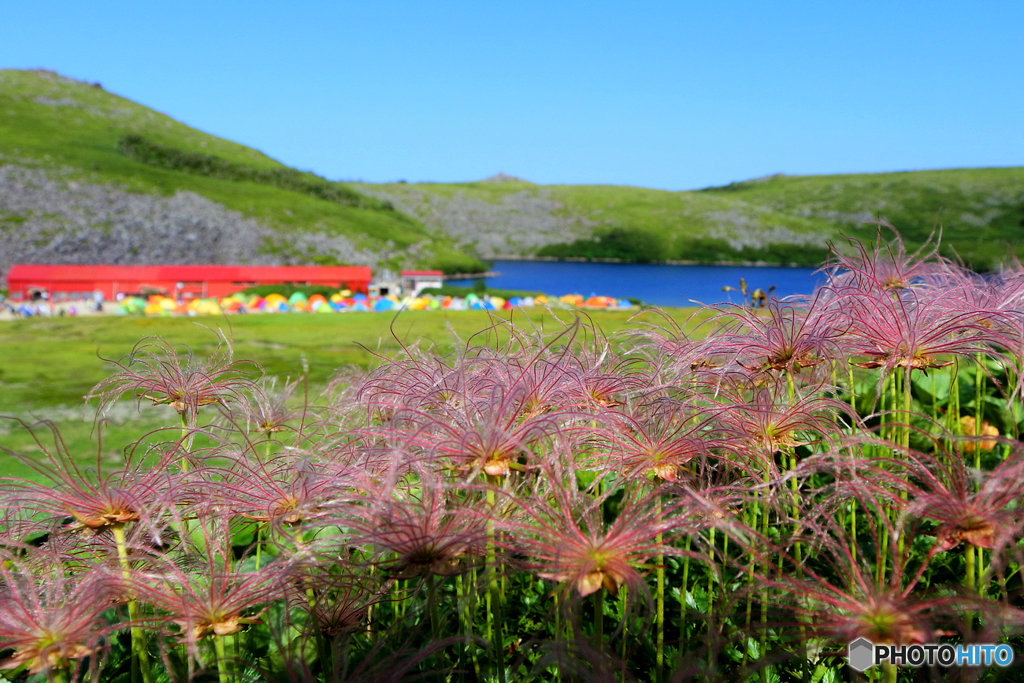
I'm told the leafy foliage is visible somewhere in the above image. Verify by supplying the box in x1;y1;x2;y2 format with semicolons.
118;135;395;213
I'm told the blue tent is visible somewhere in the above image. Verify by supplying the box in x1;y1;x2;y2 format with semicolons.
351;302;370;312
618;299;633;308
373;298;395;312
509;296;524;306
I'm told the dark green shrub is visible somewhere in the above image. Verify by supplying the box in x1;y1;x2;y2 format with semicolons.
536;227;667;262
118;135;393;212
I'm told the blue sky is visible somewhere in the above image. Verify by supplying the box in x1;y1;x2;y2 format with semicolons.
3;1;1021;189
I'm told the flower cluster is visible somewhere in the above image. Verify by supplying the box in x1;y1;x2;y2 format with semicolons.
3;228;1024;681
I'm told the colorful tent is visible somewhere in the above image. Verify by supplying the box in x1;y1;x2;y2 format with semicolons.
308;294;328;311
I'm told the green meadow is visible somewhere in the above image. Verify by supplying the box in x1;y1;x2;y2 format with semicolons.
0;308;701;480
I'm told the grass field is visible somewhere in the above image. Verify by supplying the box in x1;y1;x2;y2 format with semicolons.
0;307;701;480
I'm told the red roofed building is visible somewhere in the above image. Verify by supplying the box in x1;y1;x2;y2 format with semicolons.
5;264;372;301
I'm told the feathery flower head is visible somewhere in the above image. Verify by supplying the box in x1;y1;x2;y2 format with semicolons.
87;333;261;426
0;553;112;676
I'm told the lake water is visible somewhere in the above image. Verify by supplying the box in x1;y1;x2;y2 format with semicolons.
446;260;826;308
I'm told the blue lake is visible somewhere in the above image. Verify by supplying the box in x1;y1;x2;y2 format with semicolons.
445;260;826;308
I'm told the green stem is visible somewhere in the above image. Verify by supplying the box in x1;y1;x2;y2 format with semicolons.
965;543;976;593
486;486;505;683
656;495;664;683
680;535;691;653
897;369;911;564
470;569;482;681
214;634;230;683
707;526;715;618
594;587;605;647
742;502;753;673
620;585;628;682
760;464;770;683
786;372;806;681
428;573;440;640
848;364;857;422
179;411;192;472
554;590;562;683
950;361;961;438
975;353;985;473
850;499;857;565
254;524;262;571
113;525;152;683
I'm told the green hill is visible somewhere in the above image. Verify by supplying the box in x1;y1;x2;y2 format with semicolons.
0;69;483;275
357;168;1024;270
2;68;1021;275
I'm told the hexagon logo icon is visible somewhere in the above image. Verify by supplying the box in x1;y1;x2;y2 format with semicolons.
848;638;875;672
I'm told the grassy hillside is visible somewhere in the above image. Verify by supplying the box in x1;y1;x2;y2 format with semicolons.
359;167;1024;270
0;69;483;273
2;68;1020;272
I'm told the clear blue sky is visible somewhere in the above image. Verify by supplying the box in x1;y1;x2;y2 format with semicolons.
3;1;1022;189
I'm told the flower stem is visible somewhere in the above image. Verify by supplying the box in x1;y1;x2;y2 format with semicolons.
760;463;770;683
254;524;263;571
112;524;152;683
679;534;691;662
428;573;441;640
486;486;505;683
214;634;230;683
656;494;664;683
179;411;192;472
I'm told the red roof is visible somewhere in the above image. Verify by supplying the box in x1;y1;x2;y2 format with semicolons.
401;270;444;276
5;264;374;299
8;264;371;283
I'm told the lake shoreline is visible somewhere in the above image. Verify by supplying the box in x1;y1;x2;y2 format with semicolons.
442;260;824;308
482;254;823;268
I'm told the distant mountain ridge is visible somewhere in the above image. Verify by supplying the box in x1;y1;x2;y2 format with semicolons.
356;164;1024;269
2;68;1022;281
